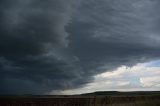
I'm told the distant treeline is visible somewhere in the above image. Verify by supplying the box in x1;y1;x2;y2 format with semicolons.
81;91;160;96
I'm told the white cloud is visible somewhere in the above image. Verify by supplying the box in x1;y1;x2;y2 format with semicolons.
140;76;160;87
50;62;160;95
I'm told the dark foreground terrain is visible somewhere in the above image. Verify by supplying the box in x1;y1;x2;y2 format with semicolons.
0;91;160;106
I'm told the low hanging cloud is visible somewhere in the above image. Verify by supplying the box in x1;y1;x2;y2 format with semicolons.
0;0;83;94
0;0;160;94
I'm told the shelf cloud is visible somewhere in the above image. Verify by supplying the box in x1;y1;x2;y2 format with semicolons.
0;0;160;94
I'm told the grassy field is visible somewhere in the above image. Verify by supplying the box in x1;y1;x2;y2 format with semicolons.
0;91;160;106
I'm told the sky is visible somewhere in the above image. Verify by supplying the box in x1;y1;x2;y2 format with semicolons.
0;0;160;95
56;62;160;95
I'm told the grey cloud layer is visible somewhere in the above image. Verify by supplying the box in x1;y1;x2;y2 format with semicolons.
68;0;160;72
0;0;83;94
0;0;160;94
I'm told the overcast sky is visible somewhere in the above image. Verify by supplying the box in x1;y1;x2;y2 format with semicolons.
0;0;160;94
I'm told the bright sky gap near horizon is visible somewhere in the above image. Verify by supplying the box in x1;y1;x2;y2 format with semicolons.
0;0;160;94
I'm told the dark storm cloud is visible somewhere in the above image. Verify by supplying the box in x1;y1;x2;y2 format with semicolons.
0;0;83;94
67;0;160;73
1;0;160;94
0;54;90;94
0;0;78;55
